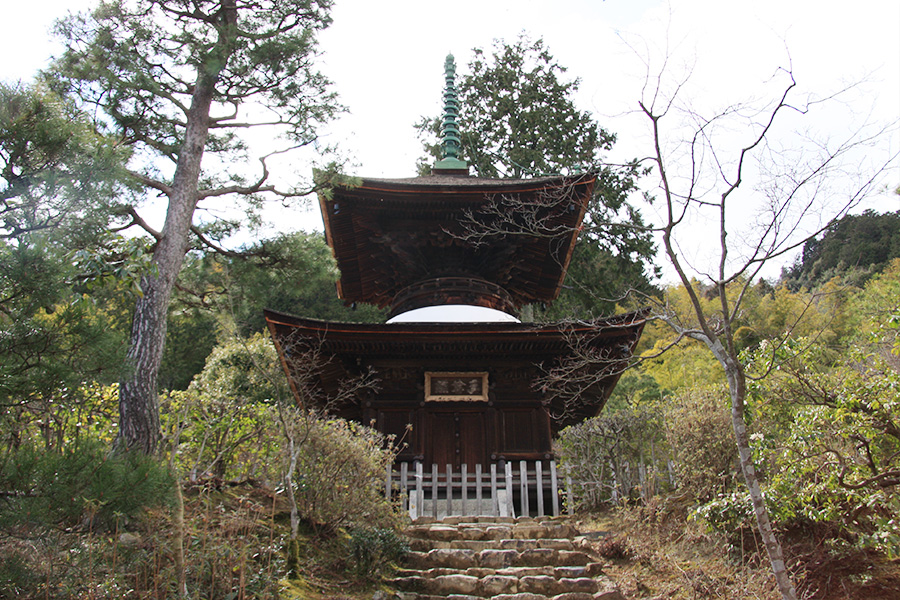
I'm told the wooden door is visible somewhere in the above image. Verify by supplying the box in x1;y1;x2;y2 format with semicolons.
426;409;488;468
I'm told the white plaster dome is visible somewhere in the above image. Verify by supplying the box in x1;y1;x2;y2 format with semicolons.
386;304;520;324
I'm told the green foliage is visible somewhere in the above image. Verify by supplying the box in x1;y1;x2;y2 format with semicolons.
843;258;900;353
0;82;132;241
347;526;409;581
0;439;174;531
50;0;339;171
419;34;612;179
557;398;669;509
2;383;120;453
690;490;764;545
0;237;128;438
0;549;40;599
744;334;900;554
163;334;287;482
201;232;386;335
158;232;386;388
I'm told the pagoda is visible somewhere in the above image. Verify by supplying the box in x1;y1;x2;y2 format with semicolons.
265;56;646;512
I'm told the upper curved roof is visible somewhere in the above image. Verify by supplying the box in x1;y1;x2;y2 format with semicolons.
318;172;595;311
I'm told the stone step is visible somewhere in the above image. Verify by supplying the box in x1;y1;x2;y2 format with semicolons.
395;516;625;600
395;562;606;580
397;594;623;600
406;522;580;542
405;548;595;570
409;537;579;552
392;574;623;598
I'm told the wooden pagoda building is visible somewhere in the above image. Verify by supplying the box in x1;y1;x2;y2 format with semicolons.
265;56;646;511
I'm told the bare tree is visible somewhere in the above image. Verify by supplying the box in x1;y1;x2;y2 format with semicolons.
640;63;895;599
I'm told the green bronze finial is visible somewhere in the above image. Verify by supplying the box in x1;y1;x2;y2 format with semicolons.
433;53;469;174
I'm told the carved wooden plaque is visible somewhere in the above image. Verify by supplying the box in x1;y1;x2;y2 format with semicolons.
424;372;488;402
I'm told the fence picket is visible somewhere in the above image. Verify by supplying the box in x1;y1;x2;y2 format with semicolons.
446;464;453;516
490;464;499;516
536;461;544;516
389;459;575;519
431;464;438;518
550;460;560;517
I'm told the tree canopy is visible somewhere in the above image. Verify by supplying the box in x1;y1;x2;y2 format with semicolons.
0;82;132;242
417;35;659;318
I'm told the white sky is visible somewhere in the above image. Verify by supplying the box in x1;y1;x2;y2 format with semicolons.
3;0;899;281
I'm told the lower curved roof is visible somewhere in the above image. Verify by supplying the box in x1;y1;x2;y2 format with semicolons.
265;308;647;429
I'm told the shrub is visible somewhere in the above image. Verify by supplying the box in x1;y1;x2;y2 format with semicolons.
0;439;174;531
347;526;409;580
663;387;738;503
162;334;288;484
288;416;401;533
557;402;669;510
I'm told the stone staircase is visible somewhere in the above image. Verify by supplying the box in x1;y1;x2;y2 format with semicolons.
392;516;625;600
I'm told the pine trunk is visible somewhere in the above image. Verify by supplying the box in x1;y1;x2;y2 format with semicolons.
114;68;220;454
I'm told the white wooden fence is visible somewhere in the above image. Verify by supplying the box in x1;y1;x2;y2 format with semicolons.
384;460;574;519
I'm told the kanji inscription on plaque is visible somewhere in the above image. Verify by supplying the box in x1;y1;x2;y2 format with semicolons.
425;372;488;402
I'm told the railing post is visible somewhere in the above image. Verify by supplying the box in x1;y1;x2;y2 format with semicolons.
476;463;483;514
491;463;499;516
536;461;544;517
504;461;514;518
461;464;468;516
519;460;529;517
415;461;424;519
446;463;453;517
400;462;409;512
550;460;560;517
431;464;438;519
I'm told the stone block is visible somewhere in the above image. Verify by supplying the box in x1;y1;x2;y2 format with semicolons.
456;526;486;540
479;574;519;596
518;547;557;566
541;539;575;550
423;525;462;541
430;574;479;595
513;524;552;539
478;548;517;569
484;525;513;539
428;548;476;569
555;577;598;594
519;574;556;595
556;550;592;566
554;565;587;578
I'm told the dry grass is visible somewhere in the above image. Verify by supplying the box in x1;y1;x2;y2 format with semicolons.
0;480;395;600
578;499;900;600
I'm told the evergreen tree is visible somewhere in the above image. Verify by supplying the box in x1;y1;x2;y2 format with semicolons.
48;0;341;453
416;35;658;317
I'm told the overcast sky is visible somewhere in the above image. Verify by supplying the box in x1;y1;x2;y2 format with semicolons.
3;0;899;280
